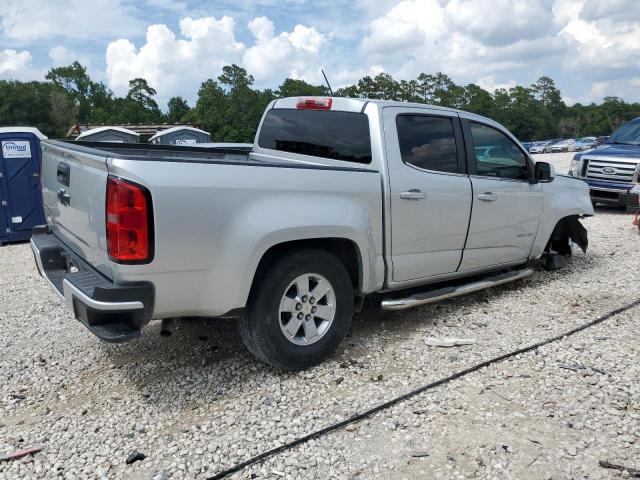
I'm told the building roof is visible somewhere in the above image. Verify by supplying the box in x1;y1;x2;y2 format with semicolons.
148;126;210;142
76;126;140;140
0;127;47;140
67;123;205;139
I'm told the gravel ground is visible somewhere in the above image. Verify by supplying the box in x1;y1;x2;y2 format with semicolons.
1;152;639;479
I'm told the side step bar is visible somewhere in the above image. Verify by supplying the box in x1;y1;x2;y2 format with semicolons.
381;268;534;311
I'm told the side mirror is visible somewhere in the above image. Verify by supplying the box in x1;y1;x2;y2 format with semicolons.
535;161;554;183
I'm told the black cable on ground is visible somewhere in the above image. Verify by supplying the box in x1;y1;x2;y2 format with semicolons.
207;298;640;480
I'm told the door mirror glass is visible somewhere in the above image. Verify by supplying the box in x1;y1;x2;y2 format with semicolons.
535;161;554;182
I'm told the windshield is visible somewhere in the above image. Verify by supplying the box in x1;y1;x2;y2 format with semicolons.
608;120;640;145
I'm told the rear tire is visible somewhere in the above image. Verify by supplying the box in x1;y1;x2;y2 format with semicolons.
240;249;354;370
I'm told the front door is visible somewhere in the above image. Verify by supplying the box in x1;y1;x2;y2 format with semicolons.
459;120;544;271
384;107;472;283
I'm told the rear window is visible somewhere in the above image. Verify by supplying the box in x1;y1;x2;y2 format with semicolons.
258;109;372;164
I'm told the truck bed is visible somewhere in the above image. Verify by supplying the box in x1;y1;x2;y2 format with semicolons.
72;140;253;163
39;139;384;321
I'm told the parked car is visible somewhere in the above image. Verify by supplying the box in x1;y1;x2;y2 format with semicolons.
529;141;553;154
569;117;640;210
550;139;579;152
521;141;534;152
31;97;594;370
574;137;597;151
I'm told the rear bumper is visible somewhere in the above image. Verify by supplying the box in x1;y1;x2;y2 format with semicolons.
31;230;154;342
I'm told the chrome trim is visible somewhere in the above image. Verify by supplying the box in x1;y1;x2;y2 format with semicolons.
381;268;534;311
30;239;64;302
590;186;627;194
62;279;144;312
582;155;640;165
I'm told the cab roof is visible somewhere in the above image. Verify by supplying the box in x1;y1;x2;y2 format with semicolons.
273;96;462;115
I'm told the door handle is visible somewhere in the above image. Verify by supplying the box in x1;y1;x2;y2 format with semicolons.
477;192;497;202
400;189;426;200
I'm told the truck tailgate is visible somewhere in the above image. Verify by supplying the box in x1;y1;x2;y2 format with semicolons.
41;141;112;279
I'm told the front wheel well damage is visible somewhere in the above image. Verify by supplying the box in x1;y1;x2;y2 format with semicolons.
545;215;588;255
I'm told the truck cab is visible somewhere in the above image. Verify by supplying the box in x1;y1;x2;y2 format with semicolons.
569;117;640;210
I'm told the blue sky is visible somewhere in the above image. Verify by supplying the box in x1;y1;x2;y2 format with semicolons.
1;0;639;108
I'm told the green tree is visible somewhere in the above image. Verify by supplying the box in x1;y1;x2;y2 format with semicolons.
45;61;92;122
167;96;191;123
462;84;494;117
334;84;360;98
45;61;116;124
431;73;464;108
50;88;78;136
277;78;327;97
109;78;162;124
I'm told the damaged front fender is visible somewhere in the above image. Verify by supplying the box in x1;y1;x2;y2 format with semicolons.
546;215;588;255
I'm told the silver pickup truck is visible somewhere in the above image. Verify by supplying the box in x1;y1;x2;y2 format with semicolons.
31;96;594;370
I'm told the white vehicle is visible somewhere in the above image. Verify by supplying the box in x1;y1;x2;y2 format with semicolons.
550;139;579;152
529;141;553;154
31;97;594;369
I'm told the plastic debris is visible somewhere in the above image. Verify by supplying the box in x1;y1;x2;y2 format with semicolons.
0;446;43;462
424;337;477;347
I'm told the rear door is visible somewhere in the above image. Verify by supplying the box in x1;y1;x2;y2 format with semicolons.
384;107;472;282
41;142;112;278
0;134;46;238
459;119;543;271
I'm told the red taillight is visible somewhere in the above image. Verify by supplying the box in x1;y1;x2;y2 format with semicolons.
296;97;332;110
106;176;152;263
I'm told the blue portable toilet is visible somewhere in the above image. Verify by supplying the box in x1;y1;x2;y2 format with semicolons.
0;127;47;244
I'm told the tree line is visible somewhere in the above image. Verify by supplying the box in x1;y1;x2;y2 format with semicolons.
0;61;638;142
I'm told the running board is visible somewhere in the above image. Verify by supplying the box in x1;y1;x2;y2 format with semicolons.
381;268;534;311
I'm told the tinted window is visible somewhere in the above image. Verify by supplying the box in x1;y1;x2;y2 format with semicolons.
470;123;528;180
396;115;459;173
258;109;372;164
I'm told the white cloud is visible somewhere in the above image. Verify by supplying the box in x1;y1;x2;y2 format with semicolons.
48;46;76;67
0;0;142;42
558;1;640;73
105;16;245;100
242;17;328;86
0;49;32;75
1;0;639;105
0;49;42;81
359;0;566;83
445;0;553;46
361;0;443;61
476;75;517;93
354;0;636;104
105;14;329;103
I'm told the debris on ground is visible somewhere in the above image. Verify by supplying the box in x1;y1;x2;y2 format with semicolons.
599;460;640;477
0;446;43;462
424;337;477;347
125;451;147;465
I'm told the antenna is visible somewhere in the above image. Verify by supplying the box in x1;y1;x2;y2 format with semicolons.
321;69;334;96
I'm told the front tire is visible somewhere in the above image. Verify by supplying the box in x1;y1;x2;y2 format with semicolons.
240;249;354;370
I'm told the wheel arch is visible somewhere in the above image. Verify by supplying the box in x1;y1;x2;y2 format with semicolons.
249;237;364;300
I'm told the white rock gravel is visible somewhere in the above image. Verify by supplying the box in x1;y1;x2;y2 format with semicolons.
1;152;638;479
